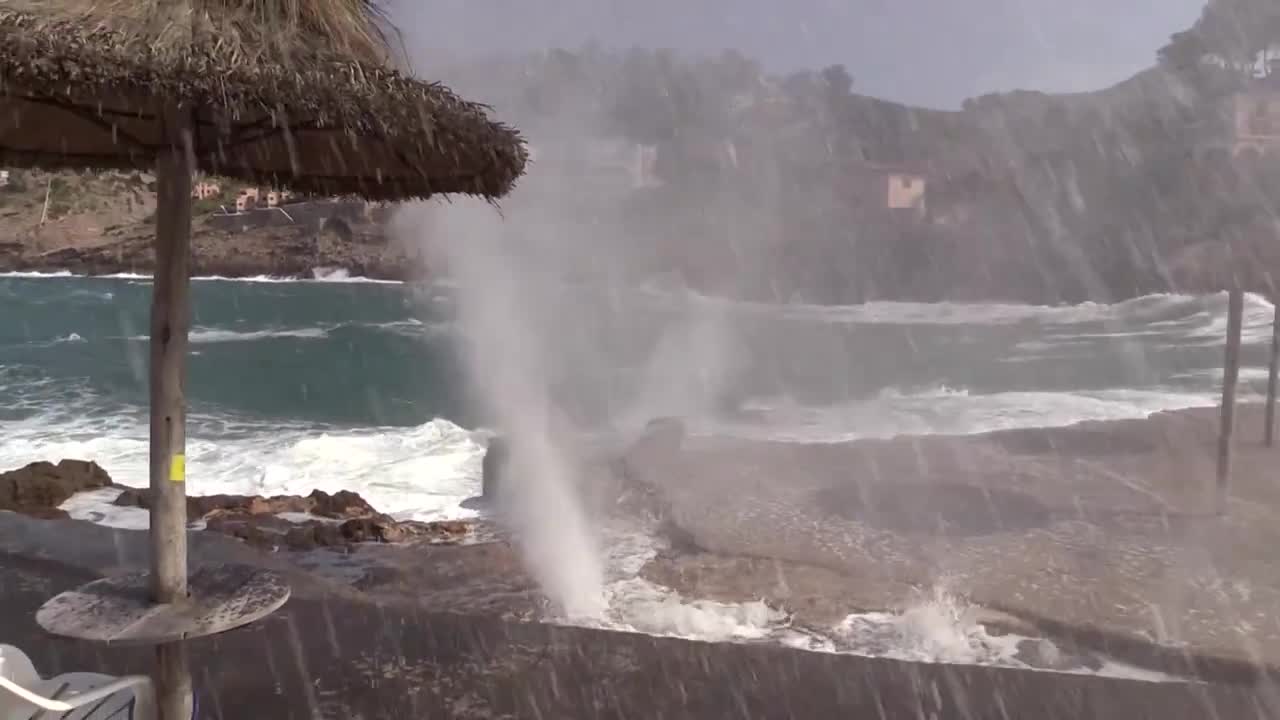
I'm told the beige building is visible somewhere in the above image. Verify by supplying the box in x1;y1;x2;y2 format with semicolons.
233;186;297;212
234;187;260;212
1231;89;1280;158
886;171;927;212
192;180;221;200
855;162;927;214
839;161;929;218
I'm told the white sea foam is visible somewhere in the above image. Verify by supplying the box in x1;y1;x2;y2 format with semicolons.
706;385;1237;443
117;327;331;343
366;318;453;338
0;270;74;278
96;272;151;280
20;332;89;348
117;322;447;344
188;327;330;343
2;270;405;284
587;533;1184;681
639;288;1272;329
601;574;1184;680
57;487;149;530
603;577;785;641
0;410;487;526
792;592;1181;682
311;267;403;284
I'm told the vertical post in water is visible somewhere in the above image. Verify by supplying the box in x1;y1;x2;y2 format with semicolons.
1218;287;1244;514
151;105;194;720
1266;298;1279;447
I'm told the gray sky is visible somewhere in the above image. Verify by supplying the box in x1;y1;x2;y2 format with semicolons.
390;0;1205;110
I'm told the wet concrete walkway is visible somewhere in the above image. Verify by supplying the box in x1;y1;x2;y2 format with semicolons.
1;551;1275;719
629;405;1280;675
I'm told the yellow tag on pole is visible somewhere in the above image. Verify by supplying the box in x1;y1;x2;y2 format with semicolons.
169;454;186;483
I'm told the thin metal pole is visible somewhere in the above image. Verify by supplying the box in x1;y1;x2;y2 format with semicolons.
39;176;51;225
1267;299;1279;447
151;105;195;720
1218;287;1244;514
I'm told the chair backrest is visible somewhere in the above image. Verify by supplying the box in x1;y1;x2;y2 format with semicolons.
0;645;39;689
0;644;42;720
0;645;163;720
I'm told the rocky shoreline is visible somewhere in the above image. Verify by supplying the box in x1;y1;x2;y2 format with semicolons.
6;406;1280;689
0;219;425;282
0;460;475;551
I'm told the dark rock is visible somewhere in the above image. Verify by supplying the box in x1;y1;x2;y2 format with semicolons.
204;514;291;549
310;490;378;519
481;436;509;502
614;417;686;520
2;216;424;284
18;506;76;521
352;565;404;591
204;512;475;552
112;485;457;551
337;517;398;544
113;487;376;521
0;460;113;518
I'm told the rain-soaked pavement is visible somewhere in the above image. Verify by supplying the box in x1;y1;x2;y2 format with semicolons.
6;406;1280;716
1;551;1275;719
628;405;1280;675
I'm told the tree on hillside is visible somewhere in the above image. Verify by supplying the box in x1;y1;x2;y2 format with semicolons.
820;64;854;99
520;48;610;122
1159;0;1280;83
609;49;683;144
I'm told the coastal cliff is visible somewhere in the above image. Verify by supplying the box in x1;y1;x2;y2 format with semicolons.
1;53;1274;300
0;169;425;281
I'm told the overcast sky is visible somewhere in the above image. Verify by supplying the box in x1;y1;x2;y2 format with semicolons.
390;0;1206;110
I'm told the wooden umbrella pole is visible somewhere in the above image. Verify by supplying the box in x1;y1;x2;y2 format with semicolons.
1266;298;1279;447
1218;287;1244;515
150;105;195;720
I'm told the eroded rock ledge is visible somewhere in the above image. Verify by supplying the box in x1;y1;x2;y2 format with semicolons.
0;459;472;551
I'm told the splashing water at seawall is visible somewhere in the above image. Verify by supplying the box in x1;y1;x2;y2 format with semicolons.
392;199;607;620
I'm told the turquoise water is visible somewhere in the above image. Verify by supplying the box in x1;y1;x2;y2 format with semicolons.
1;273;1275;521
0;274;484;521
0;274;471;428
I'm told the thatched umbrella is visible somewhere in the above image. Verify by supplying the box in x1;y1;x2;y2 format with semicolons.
0;1;525;717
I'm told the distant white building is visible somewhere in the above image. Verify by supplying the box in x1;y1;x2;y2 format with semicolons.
0;170;10;188
633;144;661;188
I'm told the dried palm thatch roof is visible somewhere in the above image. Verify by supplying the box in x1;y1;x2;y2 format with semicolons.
0;0;527;200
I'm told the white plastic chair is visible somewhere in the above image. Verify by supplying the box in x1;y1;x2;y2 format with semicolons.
0;644;156;720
